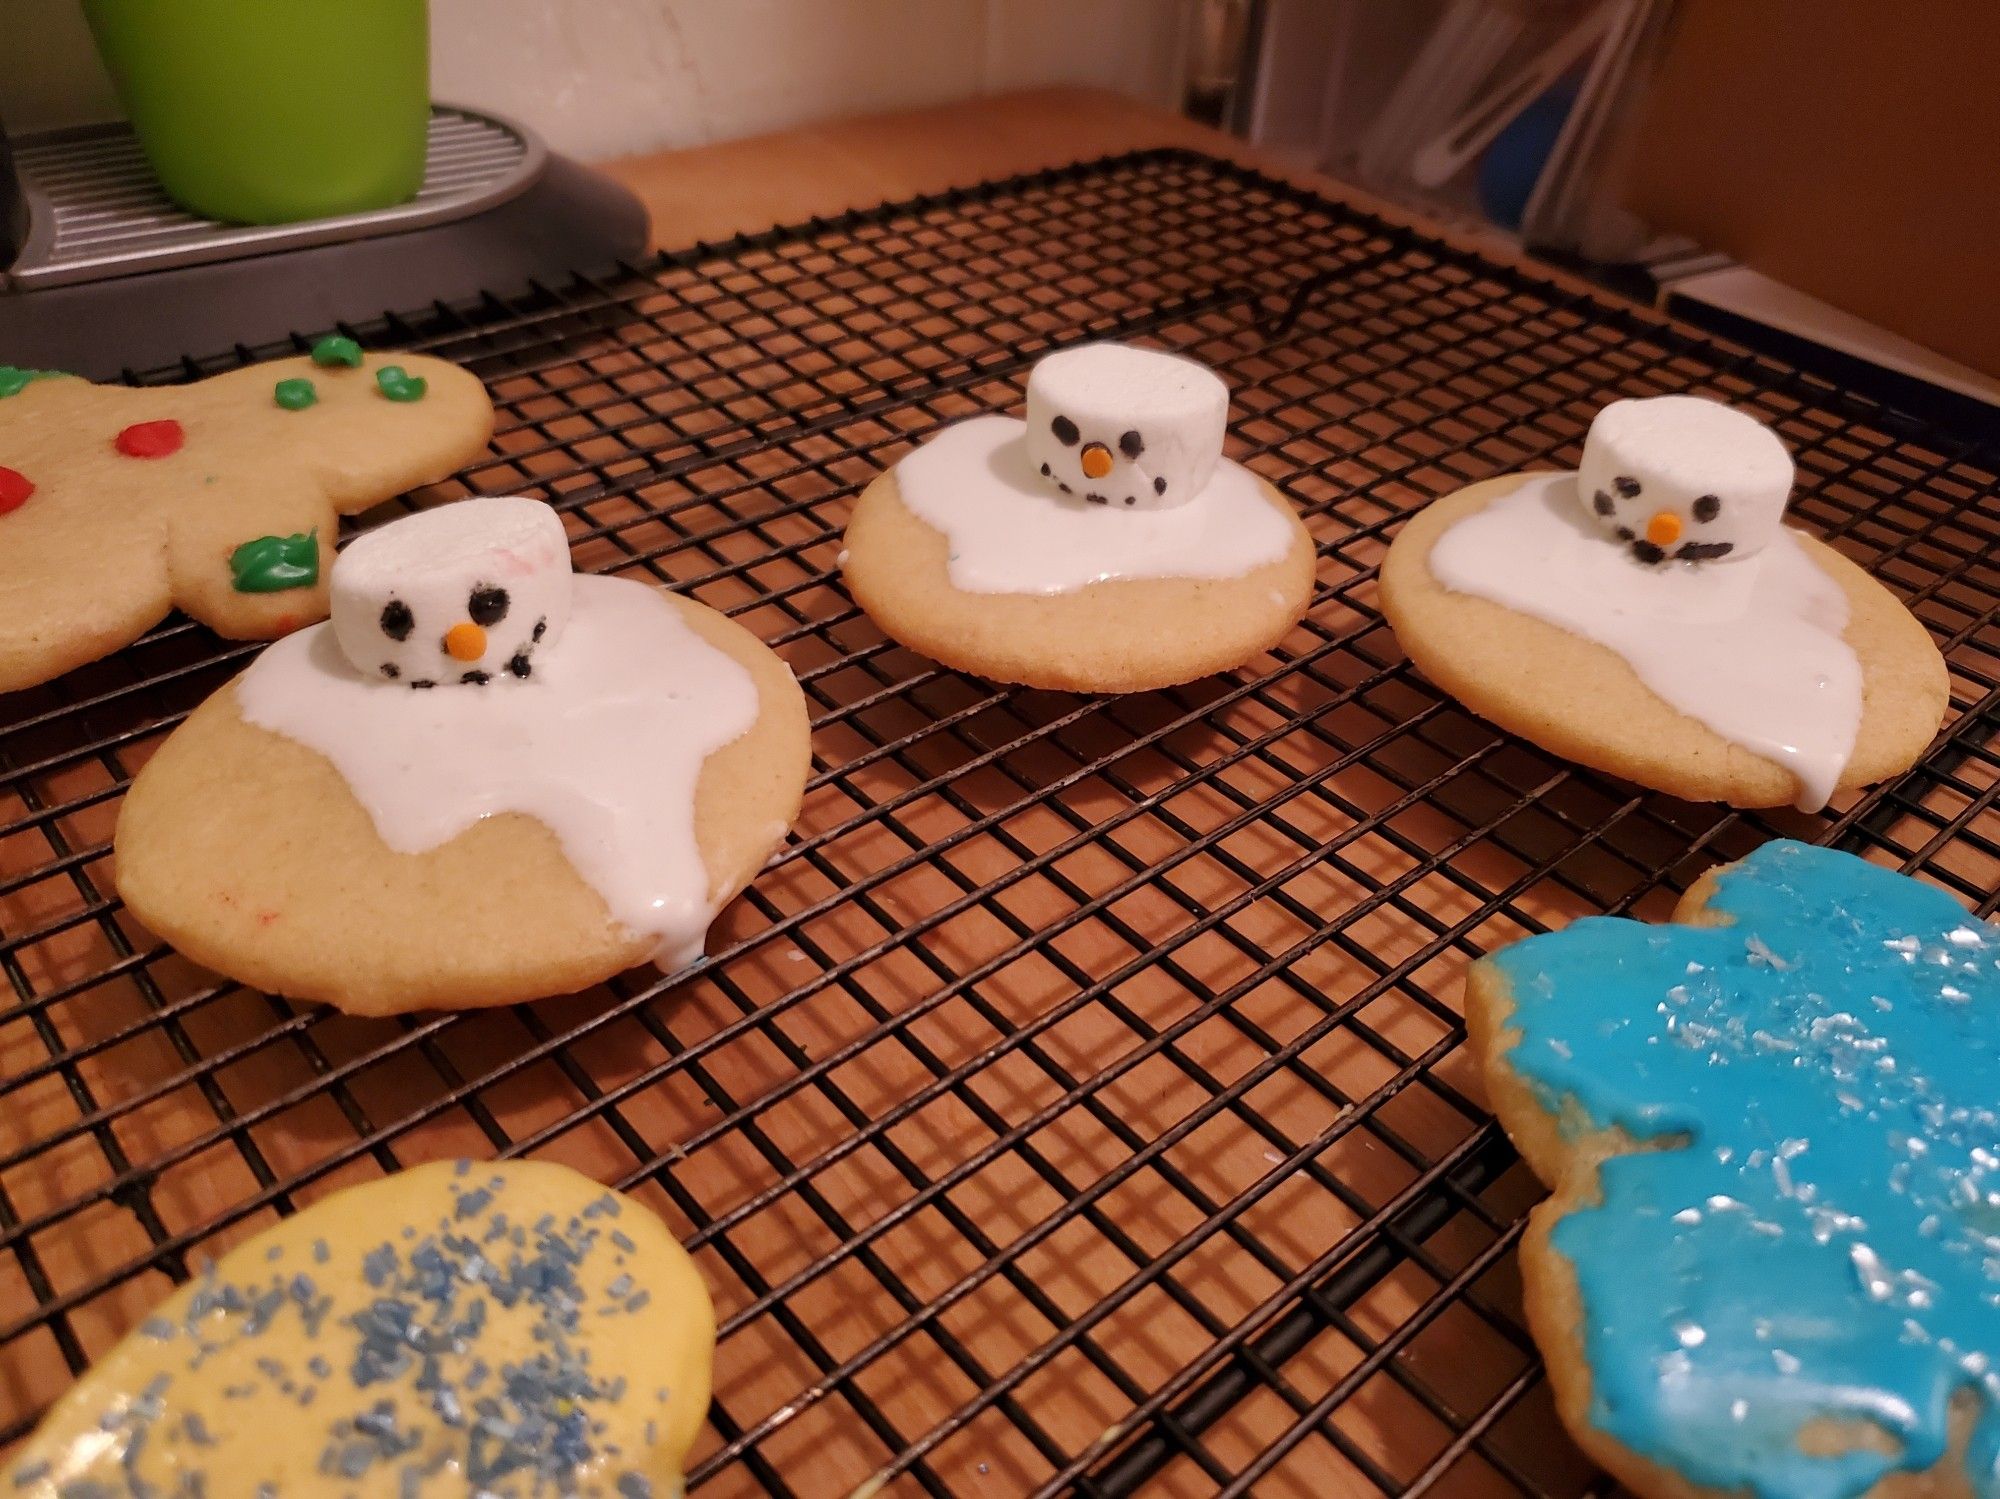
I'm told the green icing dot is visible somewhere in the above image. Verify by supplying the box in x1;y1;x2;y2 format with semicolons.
229;532;319;593
310;335;363;369
0;366;65;398
273;377;318;411
374;365;427;403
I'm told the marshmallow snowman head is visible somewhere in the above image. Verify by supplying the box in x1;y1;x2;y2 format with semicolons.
1024;343;1228;511
1577;395;1794;565
330;495;572;687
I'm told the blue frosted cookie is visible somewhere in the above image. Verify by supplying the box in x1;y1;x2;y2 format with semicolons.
1466;839;2000;1499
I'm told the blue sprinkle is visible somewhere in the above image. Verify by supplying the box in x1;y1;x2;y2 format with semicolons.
139;1317;174;1340
265;1244;283;1262
610;1230;636;1254
618;1476;653;1499
180;1413;216;1447
338;1439;375;1478
607;1274;634;1299
433;1385;464;1426
455;1187;494;1220
13;1461;50;1487
454;1159;473;1177
362;1244;396;1288
313;1239;330;1264
307;1355;330;1379
624;1291;651;1314
353;1401;398;1439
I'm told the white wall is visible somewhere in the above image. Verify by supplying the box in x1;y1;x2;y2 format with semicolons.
4;0;1193;160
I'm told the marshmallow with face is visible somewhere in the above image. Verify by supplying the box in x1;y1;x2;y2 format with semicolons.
1576;395;1794;566
1024;343;1228;511
330;495;572;687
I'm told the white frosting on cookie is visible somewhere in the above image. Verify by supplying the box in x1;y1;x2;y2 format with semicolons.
330;495;571;688
1024;343;1227;511
1577;396;1793;564
1429;473;1860;811
238;574;759;969
894;415;1292;594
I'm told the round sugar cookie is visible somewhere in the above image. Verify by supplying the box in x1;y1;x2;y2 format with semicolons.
6;1158;715;1496
115;590;809;1016
1465;840;2000;1499
842;466;1314;693
1380;473;1947;808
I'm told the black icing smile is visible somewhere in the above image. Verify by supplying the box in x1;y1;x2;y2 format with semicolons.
1620;530;1737;567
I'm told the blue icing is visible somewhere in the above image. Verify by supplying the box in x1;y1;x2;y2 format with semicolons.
1490;839;2000;1499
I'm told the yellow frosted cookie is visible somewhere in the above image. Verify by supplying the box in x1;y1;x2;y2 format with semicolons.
0;343;495;693
115;497;810;1015
6;1159;714;1497
841;343;1315;692
1380;396;1946;809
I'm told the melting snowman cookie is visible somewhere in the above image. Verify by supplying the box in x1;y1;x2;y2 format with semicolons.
114;497;811;1015
1379;395;1948;810
841;341;1315;692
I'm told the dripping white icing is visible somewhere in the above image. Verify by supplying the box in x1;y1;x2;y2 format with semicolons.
237;575;760;969
1429;473;1860;811
894;415;1292;594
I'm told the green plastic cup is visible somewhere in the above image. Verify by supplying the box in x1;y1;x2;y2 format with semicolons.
83;0;430;226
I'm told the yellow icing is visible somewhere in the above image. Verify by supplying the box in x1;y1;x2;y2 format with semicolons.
8;1160;713;1497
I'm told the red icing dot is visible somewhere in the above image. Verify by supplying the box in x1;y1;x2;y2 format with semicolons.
115;419;184;459
0;466;32;515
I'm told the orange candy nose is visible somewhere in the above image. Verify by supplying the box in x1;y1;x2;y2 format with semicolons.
444;622;487;661
1080;442;1114;480
1645;511;1683;547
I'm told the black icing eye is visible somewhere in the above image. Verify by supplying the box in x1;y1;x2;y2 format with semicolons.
1613;476;1642;499
380;600;414;641
1119;429;1144;459
379;662;400;680
468;586;509;626
1050;415;1079;446
1693;494;1721;523
1592;490;1615;517
1153;476;1167;495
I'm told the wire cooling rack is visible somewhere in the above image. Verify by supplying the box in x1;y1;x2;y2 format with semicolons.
0;148;1994;1497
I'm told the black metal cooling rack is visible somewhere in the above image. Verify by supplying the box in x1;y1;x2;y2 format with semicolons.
0;147;1995;1497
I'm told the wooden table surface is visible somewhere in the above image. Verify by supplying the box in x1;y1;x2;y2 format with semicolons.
597;85;1549;271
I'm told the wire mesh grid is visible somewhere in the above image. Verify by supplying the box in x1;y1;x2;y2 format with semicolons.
0;148;1994;1497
